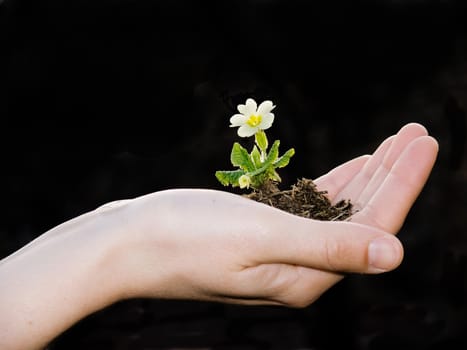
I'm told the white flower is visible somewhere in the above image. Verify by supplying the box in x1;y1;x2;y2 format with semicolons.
229;98;275;137
238;174;252;189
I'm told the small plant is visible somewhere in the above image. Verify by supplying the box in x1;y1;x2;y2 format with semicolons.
215;98;295;190
215;97;354;221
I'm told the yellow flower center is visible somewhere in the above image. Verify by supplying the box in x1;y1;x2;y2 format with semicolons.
246;115;262;127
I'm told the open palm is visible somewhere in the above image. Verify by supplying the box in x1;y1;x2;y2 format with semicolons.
201;122;439;306
272;122;439;305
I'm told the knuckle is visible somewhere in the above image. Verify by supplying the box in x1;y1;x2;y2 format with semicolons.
323;237;351;271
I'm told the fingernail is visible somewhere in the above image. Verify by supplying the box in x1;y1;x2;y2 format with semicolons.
368;237;401;272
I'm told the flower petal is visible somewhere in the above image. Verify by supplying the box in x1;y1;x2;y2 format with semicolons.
238;124;257;137
237;104;247;114
229;114;247;126
257;100;275;116
244;98;257;116
259;113;274;130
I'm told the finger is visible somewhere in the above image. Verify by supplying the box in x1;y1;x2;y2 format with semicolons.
351;136;439;233
332;134;394;202
254;214;404;274
313;155;370;201
355;123;428;208
336;123;428;204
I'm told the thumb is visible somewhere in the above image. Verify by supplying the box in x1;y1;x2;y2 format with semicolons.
255;213;404;274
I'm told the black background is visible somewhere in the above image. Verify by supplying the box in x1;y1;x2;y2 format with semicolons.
1;0;467;349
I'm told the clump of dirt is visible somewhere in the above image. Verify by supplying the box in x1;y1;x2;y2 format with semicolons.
245;178;354;221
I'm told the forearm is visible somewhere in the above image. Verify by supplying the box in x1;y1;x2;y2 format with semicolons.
0;208;127;350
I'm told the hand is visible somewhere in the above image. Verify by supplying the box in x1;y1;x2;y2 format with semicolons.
114;123;438;307
0;123;438;350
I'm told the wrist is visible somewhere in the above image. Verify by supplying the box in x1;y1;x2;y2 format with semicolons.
97;194;175;300
0;202;132;349
107;191;204;301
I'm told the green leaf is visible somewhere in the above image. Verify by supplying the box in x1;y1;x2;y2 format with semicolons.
265;140;280;165
230;142;255;172
273;148;295;168
270;170;282;182
248;140;280;177
255;130;268;152
215;170;245;187
250;146;262;168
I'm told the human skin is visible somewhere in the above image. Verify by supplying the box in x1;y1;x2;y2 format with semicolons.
0;123;438;350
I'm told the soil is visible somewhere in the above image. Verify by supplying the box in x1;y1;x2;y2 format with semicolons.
245;178;354;221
